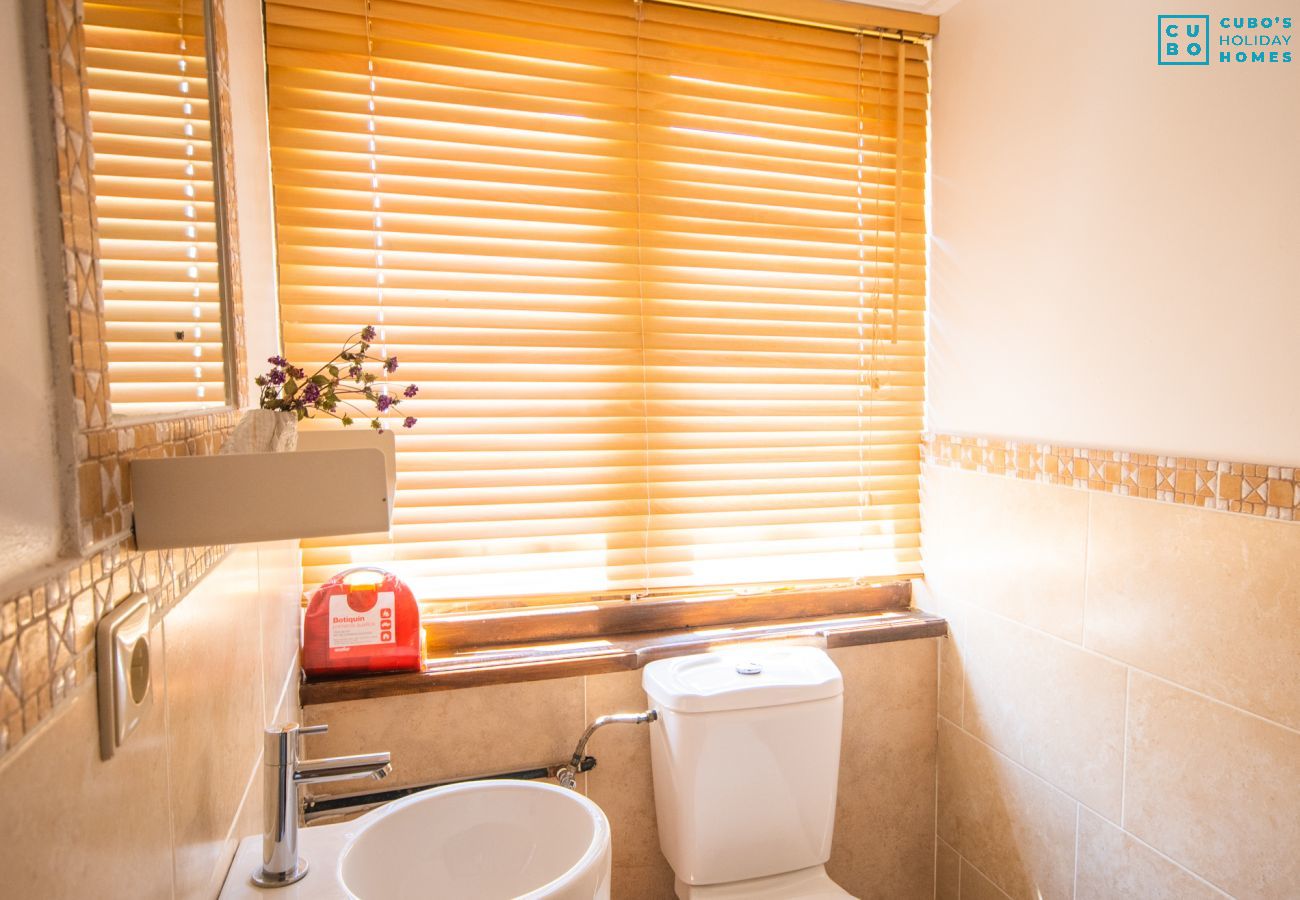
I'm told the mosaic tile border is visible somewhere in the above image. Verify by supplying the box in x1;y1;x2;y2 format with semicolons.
0;540;231;757
924;433;1298;522
45;0;247;548
0;0;251;764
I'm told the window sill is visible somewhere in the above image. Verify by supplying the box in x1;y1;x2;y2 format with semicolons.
299;607;947;706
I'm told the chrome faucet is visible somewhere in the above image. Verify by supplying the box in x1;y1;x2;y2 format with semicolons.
252;722;392;888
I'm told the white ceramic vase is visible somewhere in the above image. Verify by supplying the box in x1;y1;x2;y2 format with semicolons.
221;408;298;454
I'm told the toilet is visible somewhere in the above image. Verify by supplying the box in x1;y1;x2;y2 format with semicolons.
642;645;853;899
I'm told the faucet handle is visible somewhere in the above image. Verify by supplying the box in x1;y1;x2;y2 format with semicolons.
263;722;328;766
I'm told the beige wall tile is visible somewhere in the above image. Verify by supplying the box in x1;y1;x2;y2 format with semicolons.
257;539;301;727
583;669;673;882
937;719;1076;900
206;758;264;899
163;546;265;898
1075;807;1225;900
962;609;1126;820
827;639;938;900
1086;493;1300;730
1124;672;1300;899
922;465;1088;642
611;863;677;900
915;578;964;725
271;666;300;729
961;860;1013;900
936;839;960;900
0;672;173;898
231;756;266;877
303;676;586;795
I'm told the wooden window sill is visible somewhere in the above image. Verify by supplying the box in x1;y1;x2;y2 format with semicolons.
300;607;947;706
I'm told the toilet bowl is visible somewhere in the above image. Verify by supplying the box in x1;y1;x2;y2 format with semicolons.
642;645;855;900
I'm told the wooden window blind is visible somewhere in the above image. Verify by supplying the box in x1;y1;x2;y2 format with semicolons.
85;0;227;415
265;0;928;605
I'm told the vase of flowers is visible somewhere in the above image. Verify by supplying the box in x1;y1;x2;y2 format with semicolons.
222;326;418;454
222;408;298;455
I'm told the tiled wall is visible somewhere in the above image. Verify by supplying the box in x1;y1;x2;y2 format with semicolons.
921;460;1300;900
0;542;302;899
302;638;941;900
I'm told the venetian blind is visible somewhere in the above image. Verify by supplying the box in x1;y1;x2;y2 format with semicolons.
265;0;928;604
85;0;227;414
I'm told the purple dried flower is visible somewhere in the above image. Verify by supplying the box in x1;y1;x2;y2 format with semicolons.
288;366;306;379
403;416;417;429
267;368;286;385
302;383;321;403
361;325;377;342
268;355;289;367
375;394;393;412
348;364;363;380
403;384;418;398
383;356;399;374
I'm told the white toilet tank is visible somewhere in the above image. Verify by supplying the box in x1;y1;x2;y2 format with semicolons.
642;645;844;887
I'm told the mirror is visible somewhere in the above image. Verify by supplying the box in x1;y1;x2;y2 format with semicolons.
83;0;232;417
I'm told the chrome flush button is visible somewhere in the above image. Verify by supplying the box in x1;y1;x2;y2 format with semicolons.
735;662;762;675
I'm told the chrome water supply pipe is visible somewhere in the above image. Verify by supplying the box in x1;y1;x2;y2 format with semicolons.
556;709;658;789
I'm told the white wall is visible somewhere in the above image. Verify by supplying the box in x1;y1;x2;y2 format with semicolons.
225;0;282;392
929;0;1300;465
0;0;65;586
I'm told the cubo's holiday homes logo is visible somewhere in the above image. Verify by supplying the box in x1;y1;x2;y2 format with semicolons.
1159;15;1210;64
1158;14;1294;65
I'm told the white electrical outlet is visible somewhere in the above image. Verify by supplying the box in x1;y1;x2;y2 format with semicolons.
96;592;154;760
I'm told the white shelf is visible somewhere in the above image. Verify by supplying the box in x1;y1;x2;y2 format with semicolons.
130;429;396;550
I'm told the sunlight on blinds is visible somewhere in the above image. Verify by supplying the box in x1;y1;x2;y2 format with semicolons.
85;0;227;415
265;0;928;604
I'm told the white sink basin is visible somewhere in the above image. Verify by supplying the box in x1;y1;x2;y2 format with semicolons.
221;780;611;900
342;780;611;899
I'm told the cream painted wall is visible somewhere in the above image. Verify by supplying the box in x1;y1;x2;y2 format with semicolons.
929;0;1300;465
225;0;282;390
0;0;65;587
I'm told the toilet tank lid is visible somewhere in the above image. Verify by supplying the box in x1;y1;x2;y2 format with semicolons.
642;645;843;713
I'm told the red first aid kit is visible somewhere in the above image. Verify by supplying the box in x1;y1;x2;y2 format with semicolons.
302;567;422;677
